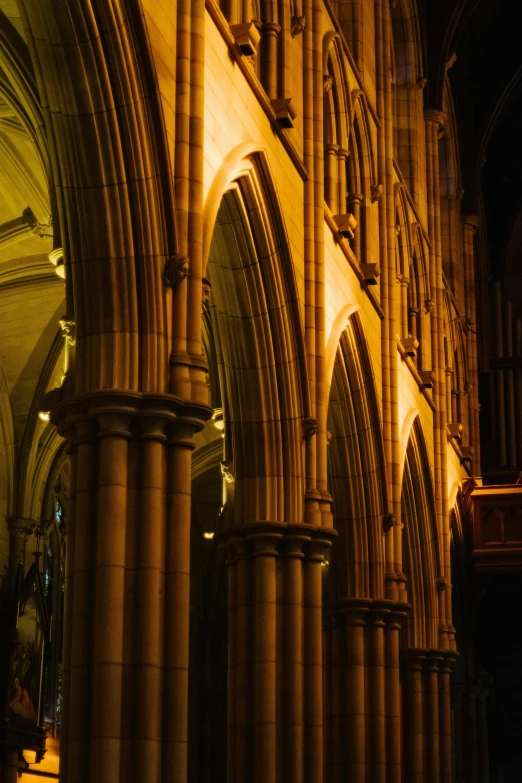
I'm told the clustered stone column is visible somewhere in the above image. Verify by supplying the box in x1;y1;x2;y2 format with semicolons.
54;390;209;783
462;214;481;471
220;524;332;783
401;649;457;783
323;600;407;783
452;679;491;783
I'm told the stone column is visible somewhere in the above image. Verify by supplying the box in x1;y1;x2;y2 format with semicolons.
476;685;490;783
337;149;349;216
325;143;340;213
260;23;281;100
347;192;364;261
425;654;442;783
492;279;506;467
438;654;455;783
461;214;481;471
465;687;479;783
53;391;209;783
403;651;426;783
220;524;332;783
385;609;405;783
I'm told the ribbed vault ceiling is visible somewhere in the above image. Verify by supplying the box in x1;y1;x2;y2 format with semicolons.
0;4;63;460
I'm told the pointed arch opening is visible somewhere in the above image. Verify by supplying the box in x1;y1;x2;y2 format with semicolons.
326;313;388;602
400;416;440;649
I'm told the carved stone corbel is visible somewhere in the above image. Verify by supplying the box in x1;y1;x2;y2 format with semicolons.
59;316;76;346
370;183;383;203
323;73;333;93
271;98;297;129
291;15;306;36
220;460;235;484
164;255;189;287
425;298;435;315
202;277;212;309
230;22;260;56
302;417;319;440
22;206;53;239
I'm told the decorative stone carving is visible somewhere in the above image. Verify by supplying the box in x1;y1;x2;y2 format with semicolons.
370;183;383;203
463;315;476;334
395;223;401;236
202;277;212;309
402;335;419;357
456;188;465;200
291;15;306;37
425;298;435;315
436;576;448;592
302;417;319;440
448;422;463;441
323;73;333;93
420;370;435;389
22;206;53;239
271;97;297;128
360;262;379;285
333;212;357;239
164;255;189;287
464;380;473;395
59;317;76;346
407;77;427;92
230;22;260;56
383;513;395;532
220;460;234;484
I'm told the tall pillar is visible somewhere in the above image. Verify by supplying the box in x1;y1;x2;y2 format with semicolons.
425;654;441;783
385;609;405;783
461;214;481;472
53;391;209;783
438;654;456;783
221;524;332;783
492;280;506;467
403;651;426;783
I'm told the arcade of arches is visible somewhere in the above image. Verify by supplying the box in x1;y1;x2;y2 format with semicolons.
0;1;521;782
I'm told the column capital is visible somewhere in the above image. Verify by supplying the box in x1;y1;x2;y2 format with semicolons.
261;21;281;36
424;109;446;129
324;142;339;155
461;213;480;233
217;522;336;560
51;390;211;444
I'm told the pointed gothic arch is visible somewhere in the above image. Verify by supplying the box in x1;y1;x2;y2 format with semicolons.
400;415;441;649
326;313;388;600
205;153;308;527
18;0;179;394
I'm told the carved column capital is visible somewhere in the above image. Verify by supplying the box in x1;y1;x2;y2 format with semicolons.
461;213;480;233
424;109;446;130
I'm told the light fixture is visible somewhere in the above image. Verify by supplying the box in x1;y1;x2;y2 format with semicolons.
321;558;329;568
212;408;224;431
203;532;215;540
39;411;50;422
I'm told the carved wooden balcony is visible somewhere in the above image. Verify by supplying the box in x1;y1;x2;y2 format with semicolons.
470;482;522;572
